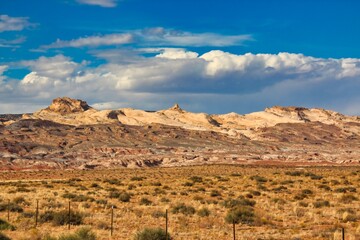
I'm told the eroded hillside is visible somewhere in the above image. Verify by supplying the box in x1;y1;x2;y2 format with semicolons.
1;97;360;170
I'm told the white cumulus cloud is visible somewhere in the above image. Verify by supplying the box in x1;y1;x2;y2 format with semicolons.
21;55;81;79
1;51;360;115
136;27;253;47
0;65;8;75
76;0;118;7
41;33;133;49
155;48;199;59
41;28;252;50
0;15;31;32
0;36;27;48
0;65;8;83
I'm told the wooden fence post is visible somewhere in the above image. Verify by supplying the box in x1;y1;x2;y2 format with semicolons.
233;220;236;240
35;199;39;227
110;205;114;237
68;201;71;230
7;199;10;221
165;209;168;240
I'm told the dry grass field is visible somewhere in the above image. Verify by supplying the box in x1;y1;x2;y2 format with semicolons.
0;165;360;240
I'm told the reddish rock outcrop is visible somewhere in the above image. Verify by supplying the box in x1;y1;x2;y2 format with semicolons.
1;97;360;170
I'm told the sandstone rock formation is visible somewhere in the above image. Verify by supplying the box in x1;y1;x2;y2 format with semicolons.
1;97;360;170
46;97;92;114
26;97;360;140
26;97;123;126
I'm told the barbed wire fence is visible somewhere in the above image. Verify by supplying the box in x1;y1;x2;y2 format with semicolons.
2;198;360;240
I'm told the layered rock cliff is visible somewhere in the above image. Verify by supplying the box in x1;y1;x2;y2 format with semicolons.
1;97;359;170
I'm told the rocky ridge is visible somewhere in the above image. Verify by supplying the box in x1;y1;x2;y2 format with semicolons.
1;97;360;170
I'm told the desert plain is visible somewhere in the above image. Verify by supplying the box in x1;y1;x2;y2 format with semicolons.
0;97;360;240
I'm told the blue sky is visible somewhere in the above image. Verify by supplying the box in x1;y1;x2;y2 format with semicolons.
1;0;360;114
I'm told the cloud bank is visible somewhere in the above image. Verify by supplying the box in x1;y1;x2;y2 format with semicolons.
1;50;360;115
41;28;253;49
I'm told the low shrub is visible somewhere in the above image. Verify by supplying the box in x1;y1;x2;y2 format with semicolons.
305;173;323;180
217;177;229;182
13;196;28;205
193;196;204;202
249;190;261;196
294;193;308;200
139;198;152;206
183;182;193;187
0;203;23;213
90;183;100;188
210;190;221;197
330;180;340;185
119;192;131;202
151;210;166;218
0;232;11;240
109;191;121;199
58;227;96;240
62;193;94;202
151;182;162;187
285;171;304;176
130;176;145;181
171;203;196;215
222;198;256;208
16;187;32;192
318;184;331;191
250;175;268;183
197;207;210;217
301;189;313;195
54;210;84;226
62;193;77;199
134;228;169;240
40;210;84;226
296;201;307;207
335;187;356;193
153;188;166;195
272;186;288;192
42;234;57;240
0;219;15;231
280;180;294;185
271;198;286;205
313;200;330;208
225;206;255;225
39;211;55;223
340;194;358;204
95;199;107;205
22;211;35;218
103;178;122;186
160;197;170;203
189;176;203;183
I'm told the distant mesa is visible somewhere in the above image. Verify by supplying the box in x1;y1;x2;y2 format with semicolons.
1;96;360;170
46;97;92;114
22;96;360;140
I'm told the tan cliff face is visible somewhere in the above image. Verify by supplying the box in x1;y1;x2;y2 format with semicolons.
25;97;360;140
1;96;360;170
25;97;123;126
46;97;92;114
